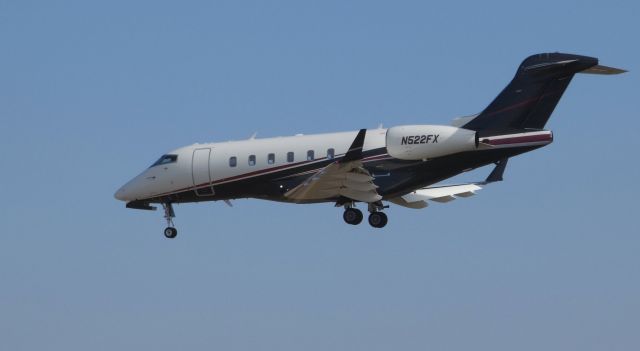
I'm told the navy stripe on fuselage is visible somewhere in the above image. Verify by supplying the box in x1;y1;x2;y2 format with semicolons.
144;148;391;201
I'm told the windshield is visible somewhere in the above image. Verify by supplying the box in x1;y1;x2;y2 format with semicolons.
149;154;178;168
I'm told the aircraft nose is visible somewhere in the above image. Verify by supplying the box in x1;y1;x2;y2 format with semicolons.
114;172;157;202
114;185;130;201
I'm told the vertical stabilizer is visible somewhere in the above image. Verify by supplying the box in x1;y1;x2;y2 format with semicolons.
463;53;601;135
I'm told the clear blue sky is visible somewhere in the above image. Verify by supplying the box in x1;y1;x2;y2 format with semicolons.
1;0;638;350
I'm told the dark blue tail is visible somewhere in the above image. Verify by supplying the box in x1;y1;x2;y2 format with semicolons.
463;53;599;136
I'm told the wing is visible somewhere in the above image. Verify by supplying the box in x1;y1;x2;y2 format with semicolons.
389;183;482;209
284;129;382;203
390;158;508;209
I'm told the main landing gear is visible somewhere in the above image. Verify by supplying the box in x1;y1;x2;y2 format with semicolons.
342;202;388;228
162;203;177;239
343;207;364;225
368;211;388;228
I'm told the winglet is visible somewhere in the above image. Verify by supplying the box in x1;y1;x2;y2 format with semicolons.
485;158;508;183
341;129;367;162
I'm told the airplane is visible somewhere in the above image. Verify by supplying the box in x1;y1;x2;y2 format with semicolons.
115;53;625;238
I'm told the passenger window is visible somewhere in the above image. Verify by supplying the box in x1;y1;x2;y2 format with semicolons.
229;156;237;167
248;155;256;166
287;152;294;163
307;150;314;161
268;153;275;165
327;148;335;160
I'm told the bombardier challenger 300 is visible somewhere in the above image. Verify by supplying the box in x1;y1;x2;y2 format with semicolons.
115;53;625;238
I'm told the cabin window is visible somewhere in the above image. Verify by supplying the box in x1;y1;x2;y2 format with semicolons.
268;153;275;165
248;155;256;166
229;156;237;167
327;148;335;160
150;154;178;168
287;152;294;163
307;150;314;161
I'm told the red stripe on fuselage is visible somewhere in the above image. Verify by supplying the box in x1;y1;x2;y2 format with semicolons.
149;152;391;199
486;133;552;145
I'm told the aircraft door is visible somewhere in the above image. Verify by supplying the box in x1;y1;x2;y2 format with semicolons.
192;148;214;196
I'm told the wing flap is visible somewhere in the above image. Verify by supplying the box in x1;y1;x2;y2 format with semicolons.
409;184;482;199
388;197;428;209
398;184;482;207
430;195;456;203
284;129;382;203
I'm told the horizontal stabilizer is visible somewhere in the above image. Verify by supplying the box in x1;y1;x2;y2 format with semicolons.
580;65;627;75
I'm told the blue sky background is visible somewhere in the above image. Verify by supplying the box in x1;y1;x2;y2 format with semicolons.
1;0;638;350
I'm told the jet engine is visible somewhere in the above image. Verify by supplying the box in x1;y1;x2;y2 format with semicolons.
386;125;477;160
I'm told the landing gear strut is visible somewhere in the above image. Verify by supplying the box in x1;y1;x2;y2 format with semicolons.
162;203;177;239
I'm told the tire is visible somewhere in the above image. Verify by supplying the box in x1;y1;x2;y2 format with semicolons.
343;208;363;225
368;212;388;228
164;227;178;239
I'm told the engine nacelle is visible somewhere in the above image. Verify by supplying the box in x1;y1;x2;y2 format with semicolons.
386;125;477;160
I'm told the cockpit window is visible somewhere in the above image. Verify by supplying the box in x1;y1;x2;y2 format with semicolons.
150;154;178;168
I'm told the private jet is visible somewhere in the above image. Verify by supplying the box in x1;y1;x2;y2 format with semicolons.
115;53;625;238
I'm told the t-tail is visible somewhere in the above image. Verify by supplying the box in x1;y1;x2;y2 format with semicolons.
462;53;626;136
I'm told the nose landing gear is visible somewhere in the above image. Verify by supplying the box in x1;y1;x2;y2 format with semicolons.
164;226;177;239
162;203;177;239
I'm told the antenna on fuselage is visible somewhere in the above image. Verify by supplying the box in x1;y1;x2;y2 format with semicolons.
249;132;257;140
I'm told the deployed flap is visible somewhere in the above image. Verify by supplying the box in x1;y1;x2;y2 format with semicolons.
285;129;381;203
388;197;428;209
284;161;381;203
402;184;483;204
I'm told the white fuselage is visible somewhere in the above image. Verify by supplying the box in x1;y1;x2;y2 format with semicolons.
115;128;388;202
114;125;554;203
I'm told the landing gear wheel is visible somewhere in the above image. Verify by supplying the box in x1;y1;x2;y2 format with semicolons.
368;212;388;228
164;227;178;239
343;208;363;225
161;203;178;239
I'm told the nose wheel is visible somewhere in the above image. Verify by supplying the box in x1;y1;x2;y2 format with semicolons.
164;227;177;238
162;203;177;239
